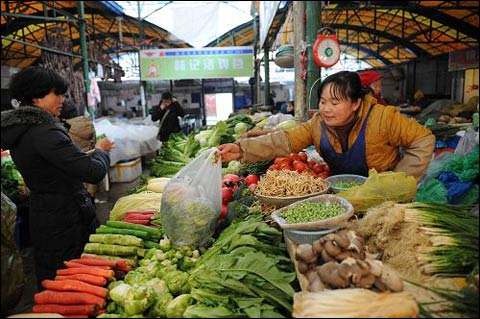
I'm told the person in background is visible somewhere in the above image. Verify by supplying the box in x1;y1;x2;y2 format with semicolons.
219;71;435;179
358;70;387;105
281;100;295;116
59;98;79;120
1;66;114;289
413;90;429;109
150;92;185;142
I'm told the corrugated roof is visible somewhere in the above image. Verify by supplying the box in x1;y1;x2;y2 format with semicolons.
209;1;479;66
1;1;191;69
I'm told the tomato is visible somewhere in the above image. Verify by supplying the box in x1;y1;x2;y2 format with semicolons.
312;163;324;174
318;172;329;179
248;183;257;192
222;187;234;204
222;174;240;187
220;204;228;219
289;153;302;162
293;160;308;173
308;160;317;169
298;152;308;162
269;164;279;171
274;157;290;165
279;162;293;171
245;175;259;186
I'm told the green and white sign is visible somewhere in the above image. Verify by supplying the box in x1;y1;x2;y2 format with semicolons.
140;46;254;81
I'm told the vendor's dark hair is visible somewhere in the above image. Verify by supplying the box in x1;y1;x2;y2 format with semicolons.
9;66;68;106
318;71;367;102
161;92;173;100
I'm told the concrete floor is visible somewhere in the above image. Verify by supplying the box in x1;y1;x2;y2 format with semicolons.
8;175;144;315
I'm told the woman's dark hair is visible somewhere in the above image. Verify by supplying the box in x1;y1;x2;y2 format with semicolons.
161;92;173;100
9;66;68;106
318;71;367;102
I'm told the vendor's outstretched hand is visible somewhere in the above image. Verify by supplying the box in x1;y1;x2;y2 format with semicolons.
96;138;115;152
218;143;241;163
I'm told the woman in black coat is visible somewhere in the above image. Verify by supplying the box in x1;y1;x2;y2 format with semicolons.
150;92;185;142
1;67;114;288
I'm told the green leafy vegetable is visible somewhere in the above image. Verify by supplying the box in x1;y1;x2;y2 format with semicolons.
165;294;193;318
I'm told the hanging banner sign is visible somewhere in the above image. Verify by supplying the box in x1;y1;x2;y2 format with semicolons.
140;46;254;81
259;1;280;48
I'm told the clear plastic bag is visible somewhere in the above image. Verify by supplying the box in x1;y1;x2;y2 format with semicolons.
160;148;222;248
1;193;24;315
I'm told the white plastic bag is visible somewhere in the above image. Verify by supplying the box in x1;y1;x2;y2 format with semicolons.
160;148;222;248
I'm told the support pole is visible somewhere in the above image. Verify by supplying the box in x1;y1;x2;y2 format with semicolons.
137;1;146;118
77;1;91;116
201;79;206;126
252;14;258;105
306;1;321;111
264;41;270;106
293;1;306;120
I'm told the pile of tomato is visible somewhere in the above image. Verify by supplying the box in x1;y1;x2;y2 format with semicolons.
268;152;331;179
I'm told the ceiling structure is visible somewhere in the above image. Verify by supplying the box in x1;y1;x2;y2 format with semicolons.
208;1;479;67
1;1;191;69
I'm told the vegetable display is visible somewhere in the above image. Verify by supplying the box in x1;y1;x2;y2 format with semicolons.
269;152;330;178
189;217;296;317
33;254;132;317
281;202;345;224
292;229;404;293
256;170;329;197
293;289;419;318
403;202;478;276
108;191;163;221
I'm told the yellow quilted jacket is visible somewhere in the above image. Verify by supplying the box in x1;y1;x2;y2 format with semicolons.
238;95;435;178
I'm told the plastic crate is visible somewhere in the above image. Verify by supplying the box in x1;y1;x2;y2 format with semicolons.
109;158;142;183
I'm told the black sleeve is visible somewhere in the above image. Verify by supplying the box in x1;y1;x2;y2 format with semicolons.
151;104;167;122
174;102;185;117
33;127;110;184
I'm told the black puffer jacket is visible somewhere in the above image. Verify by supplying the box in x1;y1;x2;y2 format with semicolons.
1;106;110;282
150;101;185;142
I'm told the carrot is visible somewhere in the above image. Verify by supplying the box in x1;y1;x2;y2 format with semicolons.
57;267;114;279
73;258;117;268
34;290;106;307
42;279;108;298
33;304;98;316
124;213;153;220
64;261;112;270
55;274;107;287
115;259;131;272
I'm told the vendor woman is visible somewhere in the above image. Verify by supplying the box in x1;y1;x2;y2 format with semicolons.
219;71;435;179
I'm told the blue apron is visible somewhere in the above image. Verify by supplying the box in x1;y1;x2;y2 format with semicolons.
319;109;373;177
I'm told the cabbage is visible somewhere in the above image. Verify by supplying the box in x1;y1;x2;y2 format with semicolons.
148;292;173;317
165;294;193;318
110;283;132;305
164;270;190;295
223;160;242;175
276;119;297;130
234;122;249;134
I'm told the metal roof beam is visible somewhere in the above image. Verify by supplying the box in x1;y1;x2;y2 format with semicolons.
343;43;392;65
324;23;430;57
326;1;478;39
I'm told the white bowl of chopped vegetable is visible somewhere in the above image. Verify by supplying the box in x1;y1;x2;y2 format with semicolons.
326;174;367;193
271;194;354;230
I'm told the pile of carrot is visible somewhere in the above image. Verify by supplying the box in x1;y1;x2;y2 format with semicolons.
122;210;155;226
33;255;131;317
